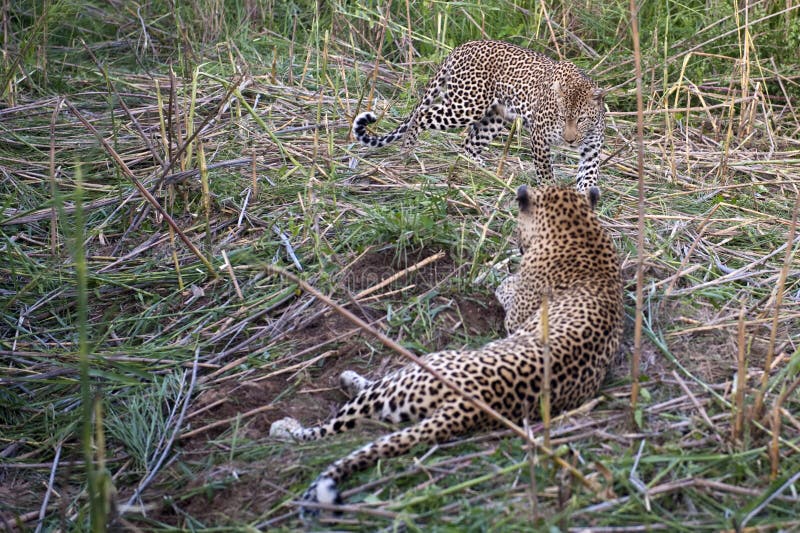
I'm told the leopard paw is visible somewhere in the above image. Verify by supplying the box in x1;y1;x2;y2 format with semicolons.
340;370;373;397
465;153;486;167
269;417;303;441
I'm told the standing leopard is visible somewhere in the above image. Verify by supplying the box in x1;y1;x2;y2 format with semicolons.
352;40;606;203
270;185;623;518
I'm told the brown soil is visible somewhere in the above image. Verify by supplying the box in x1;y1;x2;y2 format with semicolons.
343;247;458;294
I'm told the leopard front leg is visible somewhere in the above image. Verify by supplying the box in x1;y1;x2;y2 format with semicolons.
496;273;533;335
495;273;518;315
529;129;554;184
496;268;545;335
576;124;604;206
269;370;378;442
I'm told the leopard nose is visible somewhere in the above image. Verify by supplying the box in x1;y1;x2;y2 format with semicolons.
563;122;578;144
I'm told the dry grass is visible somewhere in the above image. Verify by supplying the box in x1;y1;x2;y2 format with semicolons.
1;1;799;531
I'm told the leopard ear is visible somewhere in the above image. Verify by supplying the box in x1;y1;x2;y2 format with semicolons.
591;88;605;106
517;185;530;212
551;80;564;98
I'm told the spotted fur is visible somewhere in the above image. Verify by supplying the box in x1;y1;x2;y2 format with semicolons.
352;40;606;201
270;185;623;519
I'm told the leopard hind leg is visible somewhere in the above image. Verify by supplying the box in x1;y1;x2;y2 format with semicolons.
399;102;477;151
463;103;510;166
298;402;478;520
353;68;450;152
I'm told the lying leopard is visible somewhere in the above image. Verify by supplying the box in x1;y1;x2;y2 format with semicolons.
270;185;623;518
353;40;606;204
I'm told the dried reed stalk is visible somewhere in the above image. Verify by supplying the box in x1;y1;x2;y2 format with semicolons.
753;190;800;418
48;98;62;257
732;307;747;443
540;290;552;450
628;0;646;419
770;376;800;480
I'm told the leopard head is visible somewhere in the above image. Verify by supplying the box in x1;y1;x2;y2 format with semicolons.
515;184;596;250
552;64;605;146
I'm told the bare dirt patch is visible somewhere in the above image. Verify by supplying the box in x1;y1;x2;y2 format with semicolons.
343;247;459;294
